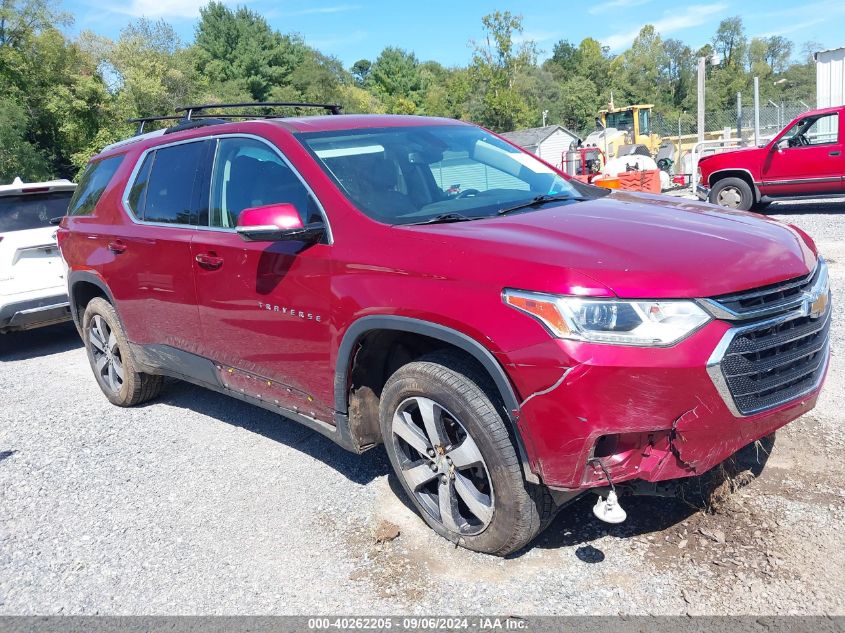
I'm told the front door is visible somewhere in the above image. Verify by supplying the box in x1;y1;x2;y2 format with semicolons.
761;112;844;196
190;136;335;421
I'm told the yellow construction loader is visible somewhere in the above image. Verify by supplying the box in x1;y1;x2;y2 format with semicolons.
583;103;662;159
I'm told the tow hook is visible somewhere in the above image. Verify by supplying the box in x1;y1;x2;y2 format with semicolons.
589;458;627;524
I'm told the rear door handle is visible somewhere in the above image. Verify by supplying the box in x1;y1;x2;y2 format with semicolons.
830;150;841;156
108;240;127;254
195;252;224;270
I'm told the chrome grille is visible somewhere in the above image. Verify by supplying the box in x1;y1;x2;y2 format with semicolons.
703;265;821;320
706;259;831;416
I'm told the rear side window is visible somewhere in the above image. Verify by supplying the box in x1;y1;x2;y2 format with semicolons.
67;155;124;217
129;141;207;225
0;191;74;231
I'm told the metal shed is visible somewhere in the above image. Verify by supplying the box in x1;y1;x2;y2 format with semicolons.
499;125;580;170
815;47;845;108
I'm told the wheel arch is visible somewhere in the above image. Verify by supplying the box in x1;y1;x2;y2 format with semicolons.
67;271;118;336
335;316;539;483
708;168;761;201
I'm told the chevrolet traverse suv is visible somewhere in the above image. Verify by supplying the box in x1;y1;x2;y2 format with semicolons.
58;103;831;555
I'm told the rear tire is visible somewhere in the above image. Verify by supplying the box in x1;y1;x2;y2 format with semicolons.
379;351;553;556
82;298;163;407
708;177;754;211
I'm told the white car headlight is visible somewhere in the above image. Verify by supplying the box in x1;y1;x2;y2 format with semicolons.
503;290;711;346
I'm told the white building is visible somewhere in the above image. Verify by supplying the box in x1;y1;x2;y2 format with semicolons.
815;47;845;108
499;125;580;170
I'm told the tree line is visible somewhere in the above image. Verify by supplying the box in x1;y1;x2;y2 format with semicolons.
0;0;818;181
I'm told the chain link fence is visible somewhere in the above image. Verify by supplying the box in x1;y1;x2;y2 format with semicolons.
653;100;813;144
649;100;814;179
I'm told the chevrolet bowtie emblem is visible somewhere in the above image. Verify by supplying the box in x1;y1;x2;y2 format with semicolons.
808;290;829;319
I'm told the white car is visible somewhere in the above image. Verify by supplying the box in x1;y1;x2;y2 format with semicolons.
0;177;76;334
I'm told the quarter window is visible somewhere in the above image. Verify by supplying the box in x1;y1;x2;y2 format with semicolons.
209;138;320;228
67;155;124;217
127;141;207;225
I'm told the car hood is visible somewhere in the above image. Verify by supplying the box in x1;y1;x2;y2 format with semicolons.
406;191;816;299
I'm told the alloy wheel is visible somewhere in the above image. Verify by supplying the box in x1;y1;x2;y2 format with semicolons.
391;396;494;535
89;315;124;393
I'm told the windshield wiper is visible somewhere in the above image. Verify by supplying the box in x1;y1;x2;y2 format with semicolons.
497;194;584;216
408;212;482;225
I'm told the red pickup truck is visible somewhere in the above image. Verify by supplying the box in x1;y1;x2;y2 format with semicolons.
697;105;844;211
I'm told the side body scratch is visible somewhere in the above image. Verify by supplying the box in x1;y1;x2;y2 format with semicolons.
518;366;576;410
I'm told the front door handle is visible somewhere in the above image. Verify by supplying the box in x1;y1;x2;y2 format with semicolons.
830;150;841;156
108;240;127;254
195;252;224;270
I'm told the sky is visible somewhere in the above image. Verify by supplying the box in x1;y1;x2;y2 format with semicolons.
60;0;844;67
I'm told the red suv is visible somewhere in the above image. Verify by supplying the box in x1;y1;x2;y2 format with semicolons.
698;105;844;211
58;103;831;555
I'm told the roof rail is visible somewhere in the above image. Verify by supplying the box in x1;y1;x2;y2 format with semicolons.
128;115;186;136
176;101;343;120
127;102;343;136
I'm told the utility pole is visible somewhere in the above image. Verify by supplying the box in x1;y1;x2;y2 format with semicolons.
737;92;742;144
697;57;706;143
754;76;760;146
542;110;548;127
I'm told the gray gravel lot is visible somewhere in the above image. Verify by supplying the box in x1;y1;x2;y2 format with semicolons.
1;198;844;615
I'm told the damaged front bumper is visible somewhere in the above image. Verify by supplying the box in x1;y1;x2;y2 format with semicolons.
501;317;829;491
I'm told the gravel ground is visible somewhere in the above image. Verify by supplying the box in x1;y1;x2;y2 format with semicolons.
1;198;844;615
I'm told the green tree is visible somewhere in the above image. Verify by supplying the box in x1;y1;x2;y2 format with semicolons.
469;11;535;131
367;47;422;112
0;96;48;181
194;2;305;101
0;0;109;177
544;39;579;79
350;58;371;85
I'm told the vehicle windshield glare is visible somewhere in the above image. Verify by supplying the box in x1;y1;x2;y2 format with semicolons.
297;125;578;225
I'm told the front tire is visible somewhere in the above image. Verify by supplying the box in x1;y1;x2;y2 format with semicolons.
708;177;754;211
379;351;553;556
82;297;163;407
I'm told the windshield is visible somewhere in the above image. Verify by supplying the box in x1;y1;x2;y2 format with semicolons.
297;125;577;225
605;110;634;132
0;192;73;232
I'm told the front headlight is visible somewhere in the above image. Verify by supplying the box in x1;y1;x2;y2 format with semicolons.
503;290;711;346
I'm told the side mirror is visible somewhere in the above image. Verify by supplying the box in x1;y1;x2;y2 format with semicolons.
235;203;324;243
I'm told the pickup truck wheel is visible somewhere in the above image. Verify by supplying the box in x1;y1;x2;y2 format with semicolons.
709;177;754;211
82;297;163;407
379;351;553;556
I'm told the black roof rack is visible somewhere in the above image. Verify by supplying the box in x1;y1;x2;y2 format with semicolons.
178;101;342;119
127;115;185;135
127;101;343;136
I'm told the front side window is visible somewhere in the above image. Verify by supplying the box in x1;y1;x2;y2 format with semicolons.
67;155;124;217
130;141;207;225
298;125;578;225
780;113;839;148
0;191;74;231
209;138;321;228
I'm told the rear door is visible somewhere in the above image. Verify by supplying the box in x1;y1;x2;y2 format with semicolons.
761;112;844;195
0;190;74;298
104;140;210;347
